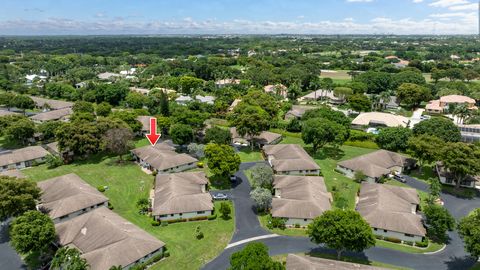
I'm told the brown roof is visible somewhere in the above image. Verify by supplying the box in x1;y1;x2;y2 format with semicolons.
131;143;198;171
136;115;152;132
30;108;72;122
352;112;409;128
357;182;425;236
0;169;26;178
56;207;165;270
263;144;320;172
337;150;412;179
37;174;109;220
0;146;50;167
30;96;74;110
272;175;331;219
286;254;388;270
230;127;282;145
153;172;213;216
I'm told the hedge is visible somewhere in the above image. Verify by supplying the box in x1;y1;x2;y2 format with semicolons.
188;216;208;221
207;214;217;220
151;220;160;226
415;240;429;248
375;235;384;240
403;241;414;246
97;186;105;192
167;218;188;224
384;237;402;243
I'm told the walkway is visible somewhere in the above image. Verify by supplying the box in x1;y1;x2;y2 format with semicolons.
202;164;480;270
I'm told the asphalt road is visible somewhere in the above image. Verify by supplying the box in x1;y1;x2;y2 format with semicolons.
203;166;480;270
0;220;26;270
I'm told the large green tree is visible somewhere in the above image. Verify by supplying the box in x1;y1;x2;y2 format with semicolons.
250;164;274;190
307;209;375;259
229;242;284;270
56;121;101;157
301;118;348;153
348;94;371;112
407;135;445;171
205;126;232;145
0;176;41;220
50;247;89;270
440;142;480;189
5;118;35;145
169;123;194;145
458;209;480;258
10;211;55;254
376;127;412;152
412;117;461;142
229;104;270;150
204;143;240;176
423;204;455;243
396;83;431;109
102;128;134;161
12;95;35;115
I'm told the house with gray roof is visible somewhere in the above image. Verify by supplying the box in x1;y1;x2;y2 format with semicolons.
152;172;213;221
272;175;331;227
0;146;49;172
284;105;316;120
30;96;74;111
286;254;388;270
357;182;426;242
55;207;165;270
30;107;72;123
230;127;282;148
263;144;320;175
131;143;198;174
175;95;193;105
37;173;109;223
195;95;216;104
337;150;415;182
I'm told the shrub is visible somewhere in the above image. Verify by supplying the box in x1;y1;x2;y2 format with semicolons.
97;186;105;192
167;218;187;224
108;202;114;210
403;241;414;246
151;220;160;226
161;221;169;227
194;226;204;240
384;237;402;243
207;214;217;220
163;250;170;257
375;235;384;240
415;240;429;248
267;215;286;230
188;216;208;221
46;154;63;168
197;162;204;168
294;223;301;228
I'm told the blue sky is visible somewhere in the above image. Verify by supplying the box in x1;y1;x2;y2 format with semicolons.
0;0;478;35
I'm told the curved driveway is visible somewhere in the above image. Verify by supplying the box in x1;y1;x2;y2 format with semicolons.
203;165;480;270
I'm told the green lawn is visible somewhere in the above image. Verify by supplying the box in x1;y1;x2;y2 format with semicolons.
375;239;444;254
471;263;480;270
23;155;235;270
272;252;411;270
237;148;263;163
258;213;307;237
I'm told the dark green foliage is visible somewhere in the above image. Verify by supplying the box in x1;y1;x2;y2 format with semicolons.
219;202;231;219
0;176;41;220
348;94;371;112
73;100;95;114
205;126;232;145
302;118;348;153
301;107;351;129
458;209;480;258
423;204;455;243
96;102;112;117
205;143;240;176
10;211;55;254
412;117;461;142
376;127;412;152
169;123;194;145
5;118;35;145
37;120;62;141
354;71;393;94
51;247;89;270
229;242;285;270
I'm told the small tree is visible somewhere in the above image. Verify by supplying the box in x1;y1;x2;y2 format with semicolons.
302;117;348;153
204;143;241;177
423;204;455;243
307;209;375;259
250;164;274;189
5;118;35;145
12;95;35;115
250;187;272;212
169;123;194;145
219;202;231;219
229;242;284;270
136;198;150;214
102;128;134;162
354;171;366;183
51;246;89;270
0;176;41;220
458;209;480;258
205;126;232;145
194;225;204;240
10;211;56;254
96;102;112;117
187;143;205;158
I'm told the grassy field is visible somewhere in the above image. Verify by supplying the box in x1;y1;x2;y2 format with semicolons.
375;239;444;254
272;252;411;270
23;154;235;270
237;148;264;162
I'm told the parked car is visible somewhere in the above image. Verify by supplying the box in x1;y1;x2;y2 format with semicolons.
230;175;237;182
393;174;407;183
212;193;228;200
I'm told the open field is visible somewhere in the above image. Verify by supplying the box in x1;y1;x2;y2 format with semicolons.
23;154;235;270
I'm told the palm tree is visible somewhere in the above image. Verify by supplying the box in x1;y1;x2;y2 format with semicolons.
379;91;392;110
370;94;380;111
453;104;471;124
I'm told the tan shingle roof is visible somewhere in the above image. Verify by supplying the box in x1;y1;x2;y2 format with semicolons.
0;110;20;116
263;144;320;172
56;207;165;270
337;150;412;179
37;174;109;220
286;254;388;270
30;108;72;122
357;182;425;236
272;175;331;219
286;105;316;118
136;116;152;132
30;96;74;110
153;172;213;216
0;146;49;167
131;144;198;171
352;112;409;128
440;95;475;104
230;127;282;145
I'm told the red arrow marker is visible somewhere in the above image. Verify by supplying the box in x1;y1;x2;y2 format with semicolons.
146;117;161;146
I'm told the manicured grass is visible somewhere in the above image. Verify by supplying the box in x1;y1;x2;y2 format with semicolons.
408;164;436;184
470;263;480;270
23;155;235;270
344;140;380;149
237;148;264;163
272;252;411;270
258;213;307;237
375;239;444;254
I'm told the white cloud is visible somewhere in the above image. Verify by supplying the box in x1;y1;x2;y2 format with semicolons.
429;0;469;8
346;0;373;2
448;3;478;10
413;0;423;3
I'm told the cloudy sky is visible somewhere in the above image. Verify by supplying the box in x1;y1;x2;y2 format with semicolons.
0;0;478;35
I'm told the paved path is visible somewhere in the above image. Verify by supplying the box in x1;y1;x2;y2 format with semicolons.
203;165;480;270
0;220;26;270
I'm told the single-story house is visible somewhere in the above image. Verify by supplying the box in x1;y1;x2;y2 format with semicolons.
30;96;74;111
0;169;25;179
129;87;150;95
228;99;241;112
458;124;480;143
37;173;109;223
195;95;215;105
230;127;282;148
175;95;193;105
152;172;213;221
357;182;426;242
264;84;287;98
351;112;409;129
30;107;72;123
97;72;120;80
426;95;478;114
284;105;316;120
298;90;345;105
215;79;240;88
131;143;198;174
286;254;388;270
272;175;331;227
263;144;320;175
0;146;50;172
435;161;479;189
75;82;87;89
55;207;165;270
336;150;415;182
